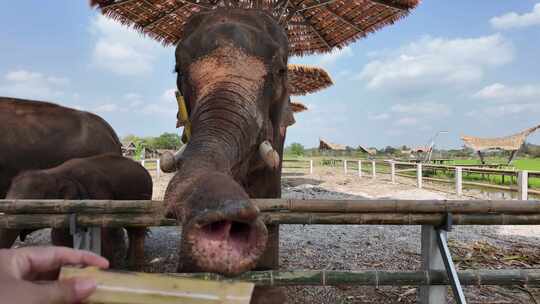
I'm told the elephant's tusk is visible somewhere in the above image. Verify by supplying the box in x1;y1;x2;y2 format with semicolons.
259;140;280;170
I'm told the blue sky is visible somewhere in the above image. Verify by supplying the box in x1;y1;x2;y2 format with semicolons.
1;1;539;149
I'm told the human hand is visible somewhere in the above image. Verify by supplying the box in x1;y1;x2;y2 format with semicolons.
0;246;109;304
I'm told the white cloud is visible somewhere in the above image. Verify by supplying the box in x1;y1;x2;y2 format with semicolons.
473;83;540;102
368;113;390;121
358;34;513;92
467;103;540;118
391;102;451;117
491;3;540;30
0;69;69;100
140;103;175;116
318;46;353;66
395;117;418;127
94;103;119;113
89;15;164;76
161;88;176;102
5;70;42;82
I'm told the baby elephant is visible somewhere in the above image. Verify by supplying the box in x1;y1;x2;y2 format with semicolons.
1;153;153;268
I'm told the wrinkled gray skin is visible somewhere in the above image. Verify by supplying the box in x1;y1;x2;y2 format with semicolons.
3;154;152;269
164;8;294;286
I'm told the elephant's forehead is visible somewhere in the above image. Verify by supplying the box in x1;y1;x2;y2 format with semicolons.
188;42;267;102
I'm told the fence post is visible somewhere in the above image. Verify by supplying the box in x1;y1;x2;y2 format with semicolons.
156;159;161;179
390;161;396;184
344;160;348;175
73;227;101;256
371;161;376;179
518;170;529;200
419;226;447;304
358;160;362;178
455;167;462;196
417;163;423;189
309;160;314;174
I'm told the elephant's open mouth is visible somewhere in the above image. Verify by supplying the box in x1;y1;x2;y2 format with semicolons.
185;218;268;276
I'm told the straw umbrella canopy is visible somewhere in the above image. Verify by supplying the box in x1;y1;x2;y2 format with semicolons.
461;124;540;152
461;124;540;164
289;100;308;112
287;64;333;95
90;0;420;56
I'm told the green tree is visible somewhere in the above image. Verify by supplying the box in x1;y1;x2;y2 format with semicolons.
152;133;182;150
289;143;305;156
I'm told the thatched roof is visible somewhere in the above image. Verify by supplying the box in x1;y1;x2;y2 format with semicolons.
319;138;346;150
358;145;376;155
90;0;419;56
461;124;540;152
288;64;333;95
290;101;308;113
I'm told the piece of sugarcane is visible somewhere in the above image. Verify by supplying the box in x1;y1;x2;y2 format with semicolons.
60;267;254;304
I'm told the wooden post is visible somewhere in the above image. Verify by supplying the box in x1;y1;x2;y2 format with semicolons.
73;227;101;255
390;161;396;184
344;160;348;175
518;171;528;200
358;160;362;178
372;161;376;179
156;159;161;179
309;160;314;174
455;167;463;196
419;226;447;304
417;163;423;189
256;225;279;271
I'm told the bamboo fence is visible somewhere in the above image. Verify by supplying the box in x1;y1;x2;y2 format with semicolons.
179;269;540;287
3;199;540;228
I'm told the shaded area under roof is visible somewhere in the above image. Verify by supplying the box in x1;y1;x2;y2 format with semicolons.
90;0;420;56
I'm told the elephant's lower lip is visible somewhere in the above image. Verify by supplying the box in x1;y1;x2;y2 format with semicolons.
185;219;268;276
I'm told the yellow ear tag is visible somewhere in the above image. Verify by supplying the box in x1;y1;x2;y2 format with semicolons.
175;91;191;142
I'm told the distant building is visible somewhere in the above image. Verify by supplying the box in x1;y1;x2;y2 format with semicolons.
319;138;346;151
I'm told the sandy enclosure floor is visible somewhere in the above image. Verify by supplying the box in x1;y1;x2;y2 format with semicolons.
14;167;540;303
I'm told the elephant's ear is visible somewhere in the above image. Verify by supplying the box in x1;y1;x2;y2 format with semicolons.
281;101;296;127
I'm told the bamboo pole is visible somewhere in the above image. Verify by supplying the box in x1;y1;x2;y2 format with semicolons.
0;200;160;214
3;199;540;215
261;213;540;225
3;212;540;229
60;267;254;304
254;199;540;214
178;269;540;287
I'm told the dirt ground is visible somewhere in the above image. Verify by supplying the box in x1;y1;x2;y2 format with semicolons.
14;166;540;303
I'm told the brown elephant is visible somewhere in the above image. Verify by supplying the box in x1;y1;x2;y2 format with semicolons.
162;8;293;281
2;154;152;269
0;97;122;198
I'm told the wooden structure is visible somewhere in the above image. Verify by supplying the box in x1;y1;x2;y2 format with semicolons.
1;197;540;304
90;0;420;56
461;123;540;164
318;138;346;151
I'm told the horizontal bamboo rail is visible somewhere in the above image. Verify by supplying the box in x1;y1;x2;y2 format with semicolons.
0;200;160;214
3;213;540;229
3;199;540;215
179;269;540;286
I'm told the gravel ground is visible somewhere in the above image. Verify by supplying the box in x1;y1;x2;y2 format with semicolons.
13;167;540;303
